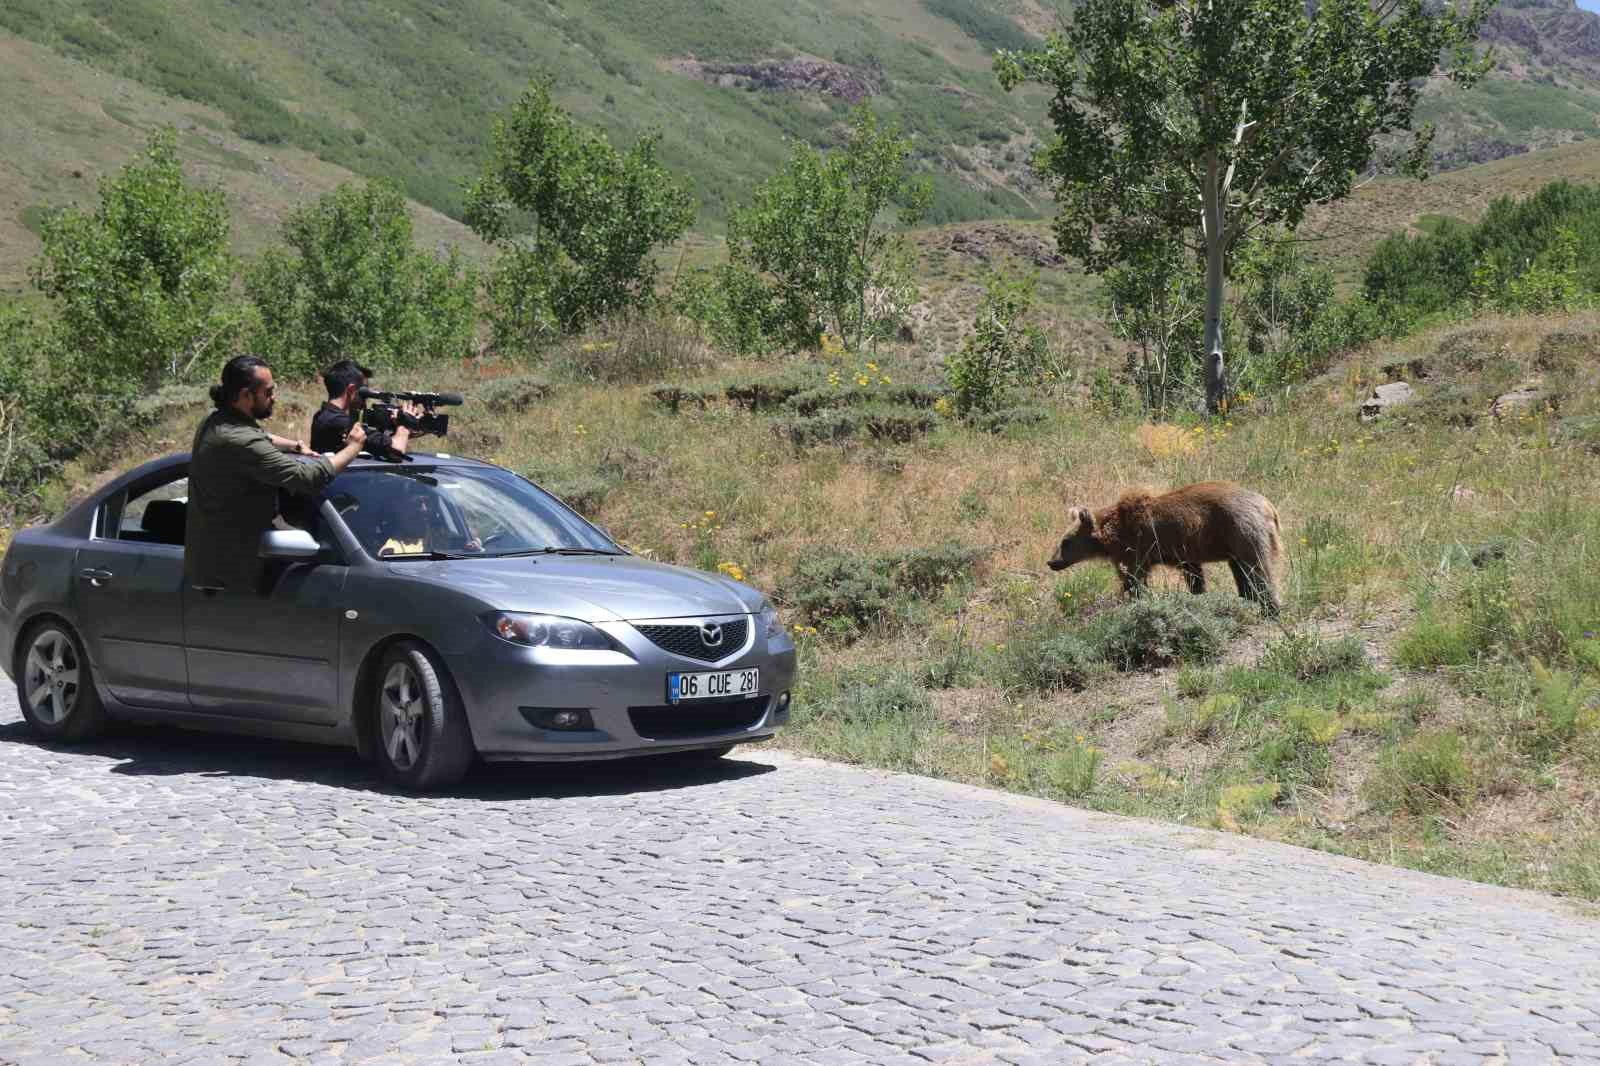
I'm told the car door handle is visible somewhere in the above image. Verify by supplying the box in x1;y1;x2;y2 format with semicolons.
79;567;114;586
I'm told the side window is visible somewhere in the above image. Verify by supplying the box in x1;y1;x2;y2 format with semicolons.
115;476;189;546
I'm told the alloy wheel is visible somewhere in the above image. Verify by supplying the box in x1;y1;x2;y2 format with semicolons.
24;628;80;727
381;661;424;771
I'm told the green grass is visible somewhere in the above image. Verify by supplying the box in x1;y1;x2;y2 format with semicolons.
0;0;1050;228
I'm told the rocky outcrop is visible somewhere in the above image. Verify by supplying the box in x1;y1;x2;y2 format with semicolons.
1359;382;1416;422
947;223;1065;268
668;56;879;103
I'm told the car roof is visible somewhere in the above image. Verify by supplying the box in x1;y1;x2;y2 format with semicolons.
48;450;511;535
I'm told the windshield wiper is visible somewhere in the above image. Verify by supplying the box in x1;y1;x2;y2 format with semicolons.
380;550;475;561
488;547;625;558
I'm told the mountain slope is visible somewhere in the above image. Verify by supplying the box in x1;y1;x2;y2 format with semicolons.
0;0;1058;229
0;33;486;297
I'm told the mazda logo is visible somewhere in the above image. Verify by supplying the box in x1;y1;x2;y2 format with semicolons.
700;622;724;647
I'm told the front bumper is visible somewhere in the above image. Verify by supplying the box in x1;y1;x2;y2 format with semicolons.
449;616;798;761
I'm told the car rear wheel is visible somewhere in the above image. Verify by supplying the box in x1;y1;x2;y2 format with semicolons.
373;641;474;792
17;622;107;743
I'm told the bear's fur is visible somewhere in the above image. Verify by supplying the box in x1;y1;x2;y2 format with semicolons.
1048;481;1282;613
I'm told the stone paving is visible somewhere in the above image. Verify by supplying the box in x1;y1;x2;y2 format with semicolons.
3;692;1600;1065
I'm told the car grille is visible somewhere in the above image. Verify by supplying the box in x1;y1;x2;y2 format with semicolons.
629;696;768;739
634;619;749;663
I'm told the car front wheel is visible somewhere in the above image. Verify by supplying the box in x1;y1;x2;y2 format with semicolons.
17;621;107;743
373;641;474;791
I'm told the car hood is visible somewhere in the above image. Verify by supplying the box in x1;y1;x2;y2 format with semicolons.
389;554;758;622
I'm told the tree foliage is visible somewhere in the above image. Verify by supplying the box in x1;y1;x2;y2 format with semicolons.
998;0;1493;410
726;105;932;352
945;272;1050;415
464;78;696;352
1364;180;1600;318
32;126;242;391
245;179;478;378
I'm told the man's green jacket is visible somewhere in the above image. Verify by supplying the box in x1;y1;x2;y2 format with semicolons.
183;409;335;592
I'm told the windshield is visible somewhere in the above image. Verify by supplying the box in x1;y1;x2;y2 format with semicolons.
325;467;620;560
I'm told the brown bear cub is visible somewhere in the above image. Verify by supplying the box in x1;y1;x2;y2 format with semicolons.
1048;481;1282;614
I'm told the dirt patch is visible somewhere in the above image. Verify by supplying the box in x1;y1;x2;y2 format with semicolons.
946;222;1065;268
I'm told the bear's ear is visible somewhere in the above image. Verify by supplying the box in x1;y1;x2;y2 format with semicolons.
1074;506;1094;532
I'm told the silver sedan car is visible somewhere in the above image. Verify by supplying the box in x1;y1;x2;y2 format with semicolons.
1;452;797;790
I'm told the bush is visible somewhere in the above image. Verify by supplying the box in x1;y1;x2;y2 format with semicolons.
944;271;1049;415
244;179;477;379
1252;703;1339;787
883;542;986;595
1086;593;1249;671
782;553;896;634
1000;629;1098;692
773;407;936;448
784;382;946;415
782;542;987;635
963;404;1051;435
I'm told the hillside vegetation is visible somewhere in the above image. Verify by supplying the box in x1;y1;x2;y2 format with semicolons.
5;0;1600;243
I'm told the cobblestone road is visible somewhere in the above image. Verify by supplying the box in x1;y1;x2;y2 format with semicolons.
3;694;1600;1065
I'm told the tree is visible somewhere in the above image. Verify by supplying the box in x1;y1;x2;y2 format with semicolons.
32;127;241;391
463;78;696;351
997;0;1493;411
726;105;932;352
245;179;478;378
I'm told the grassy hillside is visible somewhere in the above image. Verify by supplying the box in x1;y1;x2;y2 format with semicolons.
0;33;486;298
0;0;1056;230
6;0;1600;247
34;307;1600;903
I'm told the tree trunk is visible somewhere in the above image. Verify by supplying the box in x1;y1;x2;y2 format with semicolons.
1201;153;1227;414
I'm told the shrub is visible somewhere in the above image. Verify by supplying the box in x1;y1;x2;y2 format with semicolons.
999;629;1098;692
1395;616;1477;669
791;669;938;772
649;385;716;413
784;382;946;415
1086;593;1248;670
464;78;696;346
724;373;819;411
244;179;477;379
773;407;935;448
884;542;986;596
1519;661;1600;765
944;271;1050;415
782;553;896;634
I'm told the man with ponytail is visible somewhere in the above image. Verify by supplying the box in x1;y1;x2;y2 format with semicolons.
184;355;368;593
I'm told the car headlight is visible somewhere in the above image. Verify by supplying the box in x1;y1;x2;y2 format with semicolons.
758;603;782;639
484;612;613;650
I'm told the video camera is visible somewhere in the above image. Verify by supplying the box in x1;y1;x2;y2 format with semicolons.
360;387;462;440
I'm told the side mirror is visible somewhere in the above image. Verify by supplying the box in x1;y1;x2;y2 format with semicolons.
259;529;321;561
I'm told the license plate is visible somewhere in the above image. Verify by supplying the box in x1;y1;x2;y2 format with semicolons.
668;667;759;704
